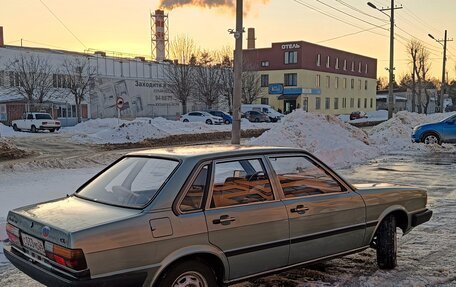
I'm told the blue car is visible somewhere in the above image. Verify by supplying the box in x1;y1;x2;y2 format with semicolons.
208;110;232;124
411;113;456;144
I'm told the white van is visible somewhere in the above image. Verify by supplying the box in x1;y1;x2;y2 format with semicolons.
241;104;284;122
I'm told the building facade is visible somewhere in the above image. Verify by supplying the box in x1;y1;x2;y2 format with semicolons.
243;41;377;115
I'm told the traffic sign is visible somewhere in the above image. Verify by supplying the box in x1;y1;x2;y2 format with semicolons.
116;97;124;109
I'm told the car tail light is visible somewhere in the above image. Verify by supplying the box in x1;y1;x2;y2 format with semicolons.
55;121;60;125
6;223;21;246
44;242;87;271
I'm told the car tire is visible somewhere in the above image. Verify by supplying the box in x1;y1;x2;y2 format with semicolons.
224;120;230;125
206;119;213;125
376;215;397;269
254;118;260;122
157;260;217;287
421;132;441;145
49;129;55;133
31;125;37;133
12;124;20;132
183;119;189;123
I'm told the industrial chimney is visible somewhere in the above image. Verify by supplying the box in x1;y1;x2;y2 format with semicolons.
247;28;256;49
0;27;4;47
151;9;169;62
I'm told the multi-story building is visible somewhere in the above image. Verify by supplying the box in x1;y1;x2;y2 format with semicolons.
243;40;377;115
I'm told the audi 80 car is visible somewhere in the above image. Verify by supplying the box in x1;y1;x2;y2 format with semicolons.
4;145;432;287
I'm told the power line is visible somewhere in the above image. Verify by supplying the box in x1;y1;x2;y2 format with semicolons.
38;0;87;49
334;0;389;23
317;24;389;43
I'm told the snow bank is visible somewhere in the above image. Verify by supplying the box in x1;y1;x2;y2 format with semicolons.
247;110;380;169
0;138;31;160
0;124;15;137
369;111;456;153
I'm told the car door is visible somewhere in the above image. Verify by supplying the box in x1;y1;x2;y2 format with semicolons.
442;115;456;142
204;156;289;280
187;112;200;122
267;154;366;265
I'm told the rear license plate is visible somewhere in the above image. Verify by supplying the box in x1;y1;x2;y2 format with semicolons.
21;233;46;255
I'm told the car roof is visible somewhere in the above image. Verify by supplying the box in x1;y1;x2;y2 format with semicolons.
127;145;306;160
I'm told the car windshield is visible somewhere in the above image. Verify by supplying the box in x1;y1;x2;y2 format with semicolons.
76;157;179;208
442;114;456;122
35;114;53;120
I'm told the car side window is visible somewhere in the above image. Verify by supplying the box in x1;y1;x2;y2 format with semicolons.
27;114;33;120
180;165;209;212
188;112;197;116
211;159;273;208
269;156;346;198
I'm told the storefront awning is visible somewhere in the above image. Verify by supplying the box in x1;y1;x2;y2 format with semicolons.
278;94;300;100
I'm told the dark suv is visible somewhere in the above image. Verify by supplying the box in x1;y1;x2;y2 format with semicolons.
244;111;271;122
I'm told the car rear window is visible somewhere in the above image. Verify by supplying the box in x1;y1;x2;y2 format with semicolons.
35;114;53;120
76;157;179;208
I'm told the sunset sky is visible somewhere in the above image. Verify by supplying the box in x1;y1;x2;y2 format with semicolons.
1;0;455;80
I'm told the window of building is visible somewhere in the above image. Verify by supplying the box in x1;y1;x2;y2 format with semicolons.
343;59;347;70
268;156;345;198
261;61;269;67
358;62;362;73
261;98;269;105
364;98;367;108
358;79;362;90
260;74;269;87
316;97;321;110
351;61;355;71
350;98;354;108
365;63;368;74
335;77;339;89
365;80;368;90
326;76;330;88
357;98;361;108
334;98;339;110
343;78;347;89
351;79;354;89
370;98;373;108
0;71;4;87
316;74;320;87
211;159;273;208
335;58;339;69
325;97;330;110
0;104;6;121
284;51;298;64
326;56;330;68
284;73;297;86
316;54;321;66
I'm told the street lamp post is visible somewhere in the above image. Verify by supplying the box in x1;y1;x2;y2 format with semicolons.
367;1;402;119
429;31;452;113
229;0;243;144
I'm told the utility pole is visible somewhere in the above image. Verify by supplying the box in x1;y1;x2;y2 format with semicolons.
429;30;453;113
230;0;243;144
368;1;402;119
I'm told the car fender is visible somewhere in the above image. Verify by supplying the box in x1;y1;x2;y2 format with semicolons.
419;126;443;141
150;244;229;285
367;204;409;244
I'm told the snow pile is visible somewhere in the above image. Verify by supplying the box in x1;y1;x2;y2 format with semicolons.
0;138;32;160
247;110;379;168
338;110;388;123
369;111;456;152
0;124;15;137
63;118;129;134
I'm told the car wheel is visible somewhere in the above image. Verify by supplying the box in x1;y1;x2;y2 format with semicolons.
224;120;230;125
12;124;20;131
376;215;397;269
206;119;213;125
183;119;189;123
254;118;260;122
31;125;37;133
49;129;55;133
422;133;440;145
157;260;217;287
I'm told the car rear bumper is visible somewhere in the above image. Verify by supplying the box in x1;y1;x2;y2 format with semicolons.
411;209;433;227
4;245;147;287
39;125;60;130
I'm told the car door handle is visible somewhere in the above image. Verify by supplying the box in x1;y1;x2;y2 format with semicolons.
213;215;236;225
290;205;309;214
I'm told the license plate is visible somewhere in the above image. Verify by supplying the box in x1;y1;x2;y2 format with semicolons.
21;233;46;255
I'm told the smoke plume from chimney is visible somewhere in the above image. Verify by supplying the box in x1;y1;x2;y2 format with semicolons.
159;0;269;11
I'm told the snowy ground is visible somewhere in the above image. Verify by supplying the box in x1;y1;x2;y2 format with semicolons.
1;111;455;286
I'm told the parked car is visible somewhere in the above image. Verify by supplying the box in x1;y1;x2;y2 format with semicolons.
349;111;368;121
4;145;432;287
180;111;223;125
12;112;61;133
244;110;271;122
411;113;456;144
241;104;283;122
208;110;232;124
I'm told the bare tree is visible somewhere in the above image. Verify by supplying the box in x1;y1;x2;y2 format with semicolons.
216;46;234;112
6;54;55;108
164;35;197;114
62;58;96;123
241;70;262;104
192;50;224;110
406;40;420;112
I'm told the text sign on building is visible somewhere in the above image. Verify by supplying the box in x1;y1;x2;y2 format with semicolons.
281;43;301;50
268;84;283;94
302;88;321;95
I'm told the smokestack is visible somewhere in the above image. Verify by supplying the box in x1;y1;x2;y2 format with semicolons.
247;28;255;49
0;27;4;47
154;9;166;61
